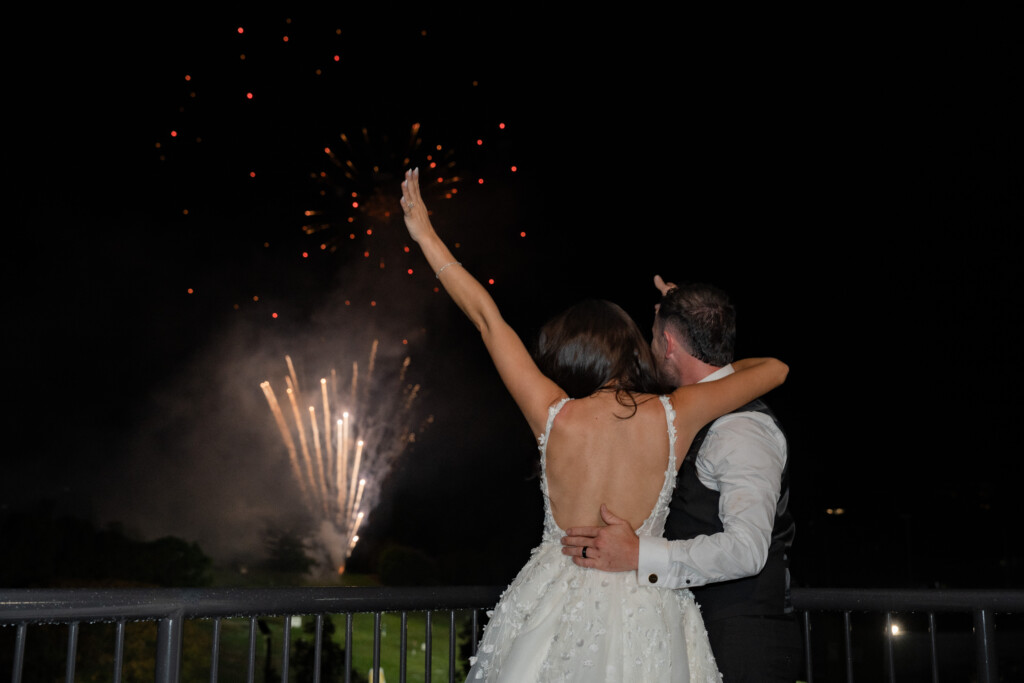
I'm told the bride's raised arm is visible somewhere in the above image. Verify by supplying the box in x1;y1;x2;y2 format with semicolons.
401;168;563;434
670;357;789;438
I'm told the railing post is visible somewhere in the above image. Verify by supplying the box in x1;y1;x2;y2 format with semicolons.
843;611;854;683
114;620;126;683
66;621;79;683
449;610;457;683
373;612;382;683
802;611;813;683
154;611;183;683
281;615;292;682
973;608;997;683
883;612;896;683
12;622;26;683
313;614;323;683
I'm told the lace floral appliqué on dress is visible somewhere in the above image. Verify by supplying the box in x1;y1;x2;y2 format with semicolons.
466;396;721;682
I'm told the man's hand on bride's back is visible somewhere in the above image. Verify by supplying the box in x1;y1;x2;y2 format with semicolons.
560;504;640;572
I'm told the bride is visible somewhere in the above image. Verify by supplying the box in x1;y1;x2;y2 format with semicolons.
400;169;788;682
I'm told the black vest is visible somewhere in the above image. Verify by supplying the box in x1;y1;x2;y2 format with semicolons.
665;398;795;620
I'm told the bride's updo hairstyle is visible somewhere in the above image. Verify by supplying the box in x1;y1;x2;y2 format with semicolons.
534;299;667;407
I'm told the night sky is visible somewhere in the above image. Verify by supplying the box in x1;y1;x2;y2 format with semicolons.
10;10;1020;588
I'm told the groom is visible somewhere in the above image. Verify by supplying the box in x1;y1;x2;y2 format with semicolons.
561;277;801;682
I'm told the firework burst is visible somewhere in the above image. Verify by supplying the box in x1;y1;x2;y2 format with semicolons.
302;122;461;255
260;341;429;575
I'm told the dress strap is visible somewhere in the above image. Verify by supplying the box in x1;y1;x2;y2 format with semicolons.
659;395;678;472
539;397;572;448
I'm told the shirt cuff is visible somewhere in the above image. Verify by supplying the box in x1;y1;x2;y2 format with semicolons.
637;536;672;587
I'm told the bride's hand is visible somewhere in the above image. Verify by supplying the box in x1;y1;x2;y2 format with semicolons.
401;168;433;243
654;274;678;296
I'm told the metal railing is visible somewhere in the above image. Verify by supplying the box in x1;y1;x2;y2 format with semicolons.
2;586;1022;682
794;588;1024;682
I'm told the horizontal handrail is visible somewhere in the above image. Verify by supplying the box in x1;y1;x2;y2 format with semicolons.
0;585;507;622
790;587;1024;612
5;586;1023;623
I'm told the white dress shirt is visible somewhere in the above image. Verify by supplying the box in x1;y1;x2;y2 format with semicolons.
637;364;788;588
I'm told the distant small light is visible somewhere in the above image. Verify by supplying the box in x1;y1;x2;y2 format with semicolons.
488;278;495;285
429;161;437;169
252;295;259;302
320;243;327;250
334;55;341;62
366;229;373;235
349;233;356;240
478;178;484;184
352;201;359;208
272;312;278;319
324;147;331;154
520;231;526;238
187;288;195;294
185;74;192;81
402;339;408;345
476;139;483;146
246;92;253;100
511;165;518;172
170;130;178;137
249;171;256;178
237;27;244;34
499;122;506;129
407;269;414;275
302;252;309;258
345;300;351;306
282;35;289;42
370;301;377;307
363;251;370;258
403;246;410;253
436;177;444;183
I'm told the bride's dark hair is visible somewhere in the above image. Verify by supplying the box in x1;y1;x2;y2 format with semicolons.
534;299;669;411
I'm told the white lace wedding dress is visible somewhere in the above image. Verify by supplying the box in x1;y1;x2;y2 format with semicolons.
466;396;722;682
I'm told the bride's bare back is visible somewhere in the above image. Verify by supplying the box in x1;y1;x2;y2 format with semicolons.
544;392;675;531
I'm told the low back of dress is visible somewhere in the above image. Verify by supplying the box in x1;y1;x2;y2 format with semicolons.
538;395;678;544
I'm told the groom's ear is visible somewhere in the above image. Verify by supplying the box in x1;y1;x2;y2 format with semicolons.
660;329;676;357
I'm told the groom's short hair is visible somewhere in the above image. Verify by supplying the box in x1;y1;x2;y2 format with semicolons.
656;283;736;366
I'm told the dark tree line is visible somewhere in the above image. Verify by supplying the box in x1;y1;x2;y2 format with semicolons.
0;500;212;587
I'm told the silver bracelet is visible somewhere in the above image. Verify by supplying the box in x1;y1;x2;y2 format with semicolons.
435;261;462;279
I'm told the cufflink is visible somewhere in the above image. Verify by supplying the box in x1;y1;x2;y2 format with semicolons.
648;574;658;584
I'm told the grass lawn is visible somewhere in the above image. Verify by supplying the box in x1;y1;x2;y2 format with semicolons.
196;609;476;682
